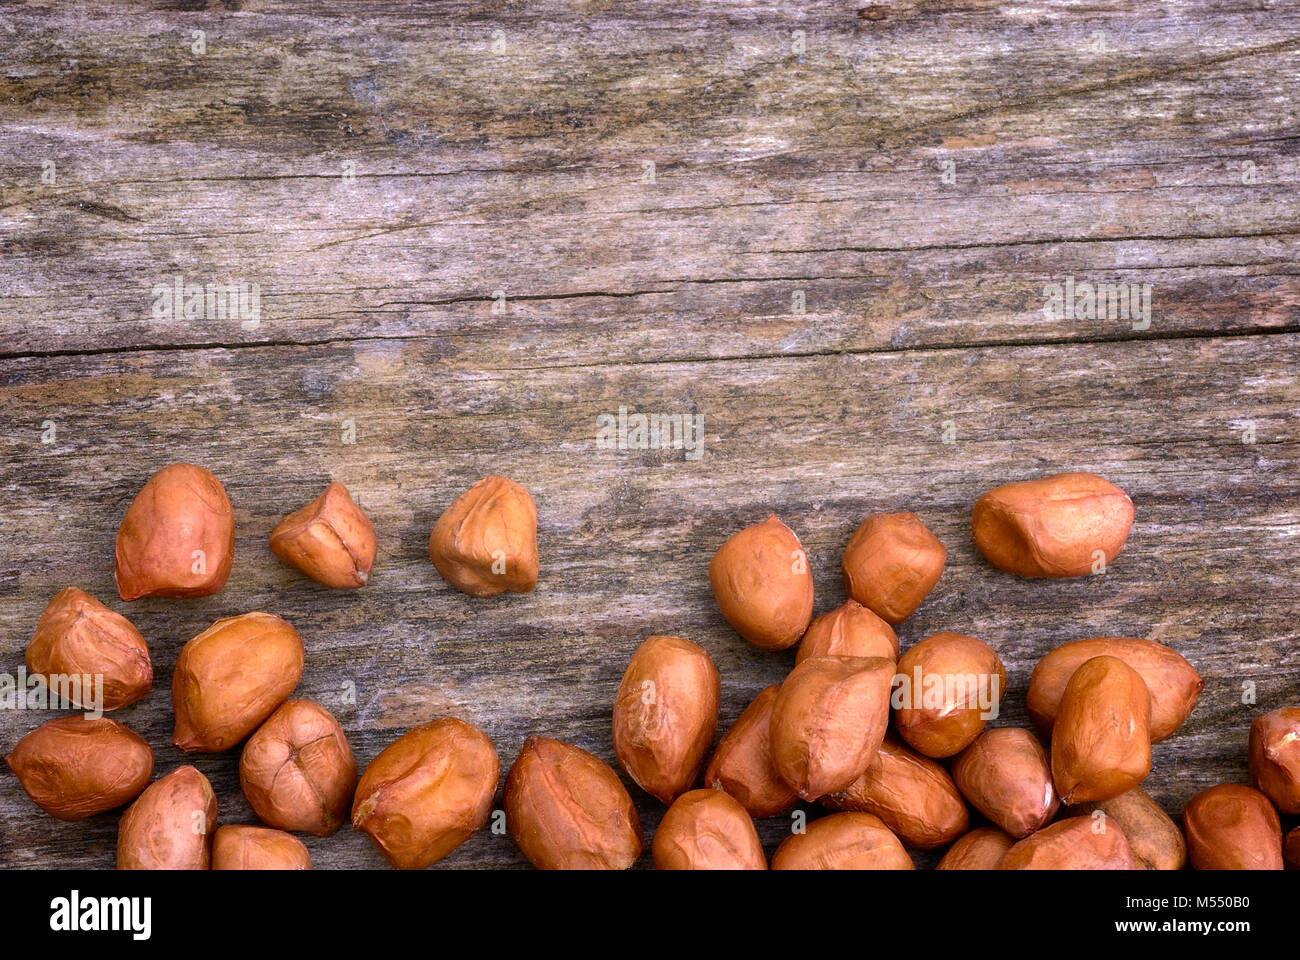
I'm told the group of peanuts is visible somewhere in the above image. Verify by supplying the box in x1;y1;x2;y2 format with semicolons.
6;464;1298;868
628;471;1296;869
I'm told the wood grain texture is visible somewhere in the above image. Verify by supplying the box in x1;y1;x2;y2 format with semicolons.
1;0;1297;869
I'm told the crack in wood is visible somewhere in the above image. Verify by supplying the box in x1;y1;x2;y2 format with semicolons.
1;323;1295;367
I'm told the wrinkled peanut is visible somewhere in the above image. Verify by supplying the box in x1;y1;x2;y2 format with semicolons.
822;735;969;849
972;472;1133;578
652;789;766;870
25;587;152;711
7;717;153;821
704;685;797;818
504;737;643;870
769;655;895;800
270;481;377;588
613;635;719;803
999;816;1133;870
841;512;946;624
771;812;913;870
795;599;898;664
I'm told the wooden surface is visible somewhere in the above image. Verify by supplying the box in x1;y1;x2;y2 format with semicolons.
1;1;1297;869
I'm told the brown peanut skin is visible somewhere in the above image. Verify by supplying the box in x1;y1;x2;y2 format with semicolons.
1027;637;1202;742
971;472;1134;578
270;482;377;588
841;512;946;624
7;717;153;821
239;700;357;836
504;736;643;870
116;765;217;870
937;827;1016;870
795;599;898;664
771;812;914;870
999;815;1134;869
172;612;305;753
708;514;814;651
351;718;499;870
703;686;797;818
1183;784;1283;870
428;475;538;597
822;735;969;849
1285;827;1299;869
613;635;719;804
26;588;152;711
114;462;234;600
952;727;1058;838
769;655;895;801
1051;655;1152;805
1249;707;1300;814
1066;787;1187;870
212;825;312;870
651;789;766;870
893;633;1006;758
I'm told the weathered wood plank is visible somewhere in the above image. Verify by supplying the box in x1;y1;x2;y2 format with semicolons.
2;1;1297;359
1;332;1296;867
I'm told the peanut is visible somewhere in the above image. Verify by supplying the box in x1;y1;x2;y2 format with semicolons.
26;587;152;711
936;827;1016;870
212;825;311;870
171;611;305;753
504;736;643;870
1183;784;1283;870
971;471;1133;578
703;685;797;818
769;655;895;800
270;481;377;588
428;475;538;597
841;512;946;624
613;635;719;803
795;599;898;664
115;462;234;600
352;718;499;869
771;812;913;870
708;514;813;651
651;789;766;870
239;700;357;836
893;633;1006;758
1051;655;1152;804
952;727;1058;838
1248;706;1300;814
822;735;969;849
1027;637;1202;742
116;765;217;870
7;717;153;821
999;815;1134;870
